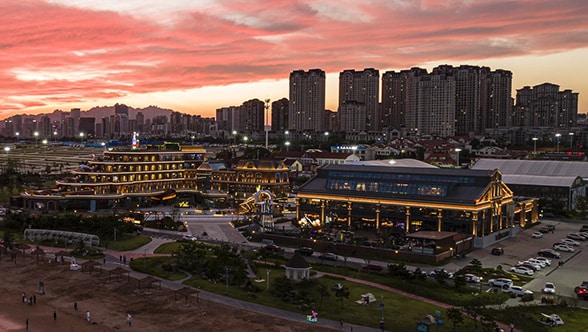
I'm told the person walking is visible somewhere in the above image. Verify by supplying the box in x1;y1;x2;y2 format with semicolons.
74;302;78;311
86;310;91;322
127;313;132;327
54;311;57;321
510;322;515;332
25;318;29;330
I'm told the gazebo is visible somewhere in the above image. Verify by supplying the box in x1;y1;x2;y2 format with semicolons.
284;252;311;282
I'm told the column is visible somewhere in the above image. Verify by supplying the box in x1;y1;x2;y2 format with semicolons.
320;200;326;226
295;199;300;221
405;206;411;233
347;202;352;228
437;209;443;232
375;204;381;230
472;211;478;237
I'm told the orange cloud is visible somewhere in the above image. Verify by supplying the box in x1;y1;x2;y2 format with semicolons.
0;0;586;119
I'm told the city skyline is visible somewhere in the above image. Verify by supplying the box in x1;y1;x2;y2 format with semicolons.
1;0;587;121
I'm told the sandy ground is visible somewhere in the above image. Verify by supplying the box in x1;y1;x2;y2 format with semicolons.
0;254;335;332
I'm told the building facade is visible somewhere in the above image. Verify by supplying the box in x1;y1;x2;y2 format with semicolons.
288;69;326;132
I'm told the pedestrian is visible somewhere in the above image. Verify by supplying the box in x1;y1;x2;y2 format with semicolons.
86;310;91;322
103;257;106;264
22;292;26;303
25;318;29;330
33;295;36;304
123;255;127;264
127;313;132;326
74;302;78;311
340;318;344;328
29;296;33;305
120;255;122;263
510;322;515;332
54;311;57;321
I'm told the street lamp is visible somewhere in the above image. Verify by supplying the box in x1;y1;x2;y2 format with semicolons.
4;146;9;157
555;133;561;153
243;136;248;148
266;270;270;291
285;141;290;151
455;148;462;167
42;139;48;159
80;132;85;145
191;135;195;145
34;131;39;146
532;137;538;156
569;132;574;151
232;130;237;145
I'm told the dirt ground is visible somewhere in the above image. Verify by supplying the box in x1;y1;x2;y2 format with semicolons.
0;254;335;332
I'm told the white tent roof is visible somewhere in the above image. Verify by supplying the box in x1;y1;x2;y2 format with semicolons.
472;159;588;178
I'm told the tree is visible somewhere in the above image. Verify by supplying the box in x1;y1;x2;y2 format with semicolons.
453;274;467;290
446;307;464;332
334;285;350;308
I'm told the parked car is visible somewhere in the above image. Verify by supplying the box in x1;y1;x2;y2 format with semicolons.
294;247;314;256
318;252;338;261
532;232;544;238
567;233;587;241
182;234;197;241
509;266;534;276
506;285;533;296
362;264;384;272
429;269;453;279
488;278;513;288
517;261;541;271
544;224;556;231
534;256;552;266
539;226;551;233
538;249;561;259
527;258;547;267
263;244;284;253
580;225;588;232
560;238;581;246
491;247;504;256
543;282;556;294
464;273;483;283
575;286;588;300
538;313;564;326
553;244;575;252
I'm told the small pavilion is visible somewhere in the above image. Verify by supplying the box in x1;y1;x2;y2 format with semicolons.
284;252;311;282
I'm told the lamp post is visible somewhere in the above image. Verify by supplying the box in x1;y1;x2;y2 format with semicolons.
266;270;270;291
232;130;237;145
15;132;20;141
532;137;538;156
191;135;195;145
42;139;48;160
225;266;229;294
4;146;9;157
80;132;85;145
34;131;39;146
243;136;248;148
455;148;462;167
555;133;561;153
569;132;574;151
285;141;290;151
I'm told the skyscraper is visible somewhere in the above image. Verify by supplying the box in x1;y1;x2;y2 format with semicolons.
271;98;289;133
339;68;380;131
514;83;578;128
288;69;325;132
481;69;513;132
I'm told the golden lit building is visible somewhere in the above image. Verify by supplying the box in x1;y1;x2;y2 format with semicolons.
20;142;206;211
296;161;519;247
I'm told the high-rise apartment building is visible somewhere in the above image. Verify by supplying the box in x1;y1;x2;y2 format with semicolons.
271;98;289;134
339;101;367;132
417;72;456;137
481;69;513;132
381;69;411;130
288;69;326;132
339;68;380;131
240;99;265;133
513;83;578;128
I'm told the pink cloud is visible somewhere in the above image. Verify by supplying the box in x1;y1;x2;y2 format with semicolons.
0;0;586;118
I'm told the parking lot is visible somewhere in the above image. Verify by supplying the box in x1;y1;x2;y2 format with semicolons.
461;220;588;301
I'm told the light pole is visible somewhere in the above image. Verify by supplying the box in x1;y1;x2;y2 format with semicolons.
243;136;248;148
532;137;538;156
42;139;48;160
266;270;270;291
80;132;85;145
15;132;20;141
569;132;574;151
232;130;237;145
34;131;39;146
555;133;561;153
285;141;290;151
4;146;9;158
225;266;229;294
191;135;195;145
455;148;462;167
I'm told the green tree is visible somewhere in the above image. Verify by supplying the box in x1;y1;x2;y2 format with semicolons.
446;307;464;332
334;285;350;309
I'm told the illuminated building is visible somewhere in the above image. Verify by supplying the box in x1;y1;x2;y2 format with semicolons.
295;162;524;248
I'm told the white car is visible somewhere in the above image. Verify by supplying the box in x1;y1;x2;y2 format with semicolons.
509;266;534;276
543;282;556;294
517;261;542;271
488;278;513;288
532;232;543;239
554;244;575;252
182;234;197;241
506;285;533;296
534;257;552;266
560;238;580;246
464;273;482;283
527;258;547;268
567;233;587;241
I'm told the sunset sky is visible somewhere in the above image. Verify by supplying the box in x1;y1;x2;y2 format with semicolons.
1;0;587;120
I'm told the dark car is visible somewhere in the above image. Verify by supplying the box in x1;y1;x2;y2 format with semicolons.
294;247;314;256
362;264;384;272
491;247;504;256
575;286;588;300
318;252;338;261
580;225;588;232
263;244;284;253
538;249;561;259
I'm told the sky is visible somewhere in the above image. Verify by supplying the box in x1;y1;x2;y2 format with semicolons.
1;0;587;121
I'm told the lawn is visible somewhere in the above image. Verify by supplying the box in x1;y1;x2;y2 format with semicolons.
107;235;152;252
129;256;188;281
